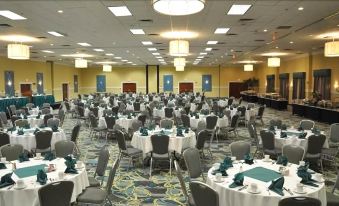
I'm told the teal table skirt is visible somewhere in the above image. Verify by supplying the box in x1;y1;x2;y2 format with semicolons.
32;95;55;107
243;167;282;182
14;164;47;178
0;97;28;112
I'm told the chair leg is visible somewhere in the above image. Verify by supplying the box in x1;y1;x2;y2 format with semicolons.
320;159;324;173
149;157;153;178
169;156;172;176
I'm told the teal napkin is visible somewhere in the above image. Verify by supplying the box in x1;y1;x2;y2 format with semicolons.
51;125;59;132
281;124;287;130
218;113;224;118
0;163;6;169
140;127;149;136
176;128;184;137
36;113;41;119
127;114;132;119
18;152;29;162
36;169;47;185
297;165;318;187
160;130;165;135
7;126;16;132
269;177;285;196
244;154;254;165
44;152;56;161
0;173;15;188
190;112;194;117
229;173;244;188
223;156;233;169
276;155;288;166
17;128;24;135
34;128;40;135
64;156;78;174
23;114;28;119
184;127;189;133
24;124;30;129
280;132;287;138
269;125;275;131
298;132;307;139
195;114;199;119
212;163;228;176
312;128;320;135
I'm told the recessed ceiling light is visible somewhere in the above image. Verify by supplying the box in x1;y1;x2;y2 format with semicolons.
93;48;104;52
214;28;230;34
197;56;204;59
148;48;157;51
156;56;162;59
127;61;133;64
132;64;137;66
0;10;26;20
160;31;198;39
114;57;122;59
298;7;304;11
61;53;93;58
121;59;128;62
0;35;38;42
96;61;117;64
130;29;145;34
152;52;160;55
261;52;289;56
47;31;64;37
207;41;218;44
153;0;205;16
108;6;132;16
236;60;262;64
289;41;294;44
41;50;54;53
105;53;114;56
200;52;207;55
317;31;339;39
263;29;268;32
57;10;63;13
77;42;91;47
50;44;54;46
142;41;153;45
227;4;251;15
205;48;212;51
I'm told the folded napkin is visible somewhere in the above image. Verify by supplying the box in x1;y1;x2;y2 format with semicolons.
212;163;228;176
44;152;56;161
244;154;254;165
17;128;24;135
7;126;16;132
18;152;29;162
176;128;184;137
0;163;6;169
160;130;165;135
276;155;288;166
229;173;244;188
23;114;28;119
139;127;149;136
34;128;40;135
269;177;285;196
64;156;78;174
184;127;189;133
281;124;287;131
297;126;303;131
190;112;194;117
127;114;132;119
24;124;30;129
195;114;199;119
51;125;59;132
36;113;41;119
297;165;318;187
280;132;287;138
269;125;275;131
298;132;307;139
36;169;47;185
115;115;119;120
312;128;320;135
0;173;15;188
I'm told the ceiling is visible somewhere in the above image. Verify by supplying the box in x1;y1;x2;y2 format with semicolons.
0;0;338;67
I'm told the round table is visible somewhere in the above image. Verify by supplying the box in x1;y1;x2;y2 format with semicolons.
0;158;89;206
8;128;67;151
206;160;327;206
190;115;228;129
98;115;137;131
26;115;44;128
131;129;196;154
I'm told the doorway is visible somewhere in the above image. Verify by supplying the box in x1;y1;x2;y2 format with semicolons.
62;83;69;101
179;82;194;93
20;83;32;97
122;83;136;93
229;82;247;98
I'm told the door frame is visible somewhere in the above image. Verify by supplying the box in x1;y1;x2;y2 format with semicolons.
178;81;195;93
121;81;137;93
19;82;33;94
61;82;69;101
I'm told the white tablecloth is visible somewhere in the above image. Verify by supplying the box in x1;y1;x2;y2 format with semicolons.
206;160;327;206
218;100;228;107
190;115;228;129
0;158;89;206
131;129;196;154
26;116;44;128
153;108;181;118
8;128;67;151
228;108;256;121
98;116;137;131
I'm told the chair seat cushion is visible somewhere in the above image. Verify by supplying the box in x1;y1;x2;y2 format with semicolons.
305;153;321;159
77;187;107;204
327;192;339;206
88;176;100;187
123;148;143;156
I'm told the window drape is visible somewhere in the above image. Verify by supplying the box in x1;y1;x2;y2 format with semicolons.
266;75;275;93
279;73;289;99
292;72;306;100
313;69;331;100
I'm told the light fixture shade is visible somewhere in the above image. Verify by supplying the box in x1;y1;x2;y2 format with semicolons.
169;40;189;56
153;0;205;16
244;64;254;71
176;66;185;71
324;41;339;57
174;57;186;67
103;65;112;72
7;44;30;60
75;58;88;68
267;57;280;67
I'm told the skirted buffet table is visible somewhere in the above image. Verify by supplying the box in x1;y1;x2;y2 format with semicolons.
32;95;55;107
292;103;339;124
0;97;28;112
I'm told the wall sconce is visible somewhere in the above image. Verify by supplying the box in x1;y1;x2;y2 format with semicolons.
265;81;267;87
7;80;12;86
38;80;42;85
205;80;209;84
290;81;293;87
167;80;170;84
334;81;339;92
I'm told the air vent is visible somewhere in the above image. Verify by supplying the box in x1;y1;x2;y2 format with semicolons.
148;33;159;36
31;51;38;54
255;39;265;42
239;18;254;22
276;26;292;29
284;48;292;51
158;48;166;51
0;23;11;27
139;19;153;22
212;49;219;51
235;51;243;53
36;36;47;39
155;42;163;45
226;33;238;36
61;44;71;47
218;42;226;44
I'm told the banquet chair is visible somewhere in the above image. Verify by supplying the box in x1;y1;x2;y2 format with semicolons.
223;109;231;123
9;105;17;116
34;130;53;154
0;144;24;161
322;123;339;172
278;197;321;206
38;181;74;206
15;119;29;128
260;130;281;158
77;106;88;126
327;172;339;206
237;106;247;125
77;159;120;206
219;114;239;138
255;105;265;125
160;119;174;129
103;109;113;117
105;115;116;140
189;181;219;206
116;130;143;169
137;114;147;126
304;134;326;172
11;115;21;126
282;144;305;164
55;140;75;158
133;102;140;112
150;134;171;177
0;132;10;147
248;123;263;158
42;103;50;108
0;112;10;128
26;103;34;110
230;141;251;160
90;107;99;118
269;119;282;129
89;114;106;140
195;120;206;135
112;106;119;116
70;123;81;156
206;115;218;144
55;109;65;127
184;106;190;115
196;130;212;158
183;148;205;181
43;114;53;127
164;107;174;119
41;107;51;115
47;118;60;128
299;120;315;130
174;160;196;206
181;114;190;128
88;146;110;187
227;98;233;106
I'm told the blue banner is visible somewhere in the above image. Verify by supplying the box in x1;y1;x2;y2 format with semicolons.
96;75;106;92
163;75;173;92
74;75;78;93
202;74;212;92
36;73;44;94
4;71;14;96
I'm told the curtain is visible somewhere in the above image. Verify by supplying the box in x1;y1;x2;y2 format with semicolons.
292;72;306;100
266;75;275;93
279;73;289;99
313;69;331;100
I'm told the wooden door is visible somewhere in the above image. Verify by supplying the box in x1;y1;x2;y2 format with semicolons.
179;82;194;93
20;84;32;97
229;82;247;98
62;83;69;101
122;83;136;93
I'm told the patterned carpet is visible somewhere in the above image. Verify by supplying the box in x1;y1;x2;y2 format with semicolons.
61;103;338;206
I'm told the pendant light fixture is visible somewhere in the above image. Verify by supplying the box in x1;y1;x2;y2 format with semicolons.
174;57;186;71
75;58;88;68
176;66;185;71
152;0;205;16
169;40;189;56
324;39;339;57
102;65;112;72
244;64;254;71
7;43;30;60
267;57;280;67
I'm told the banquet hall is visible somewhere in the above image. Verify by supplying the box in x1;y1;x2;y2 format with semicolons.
0;0;339;205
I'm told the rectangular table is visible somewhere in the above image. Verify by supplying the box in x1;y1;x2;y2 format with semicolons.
32;95;55;107
0;97;28;112
292;104;339;124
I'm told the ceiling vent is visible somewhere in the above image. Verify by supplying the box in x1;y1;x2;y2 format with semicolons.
226;33;238;36
36;36;47;39
276;26;292;29
0;23;11;28
139;19;153;23
239;18;254;22
148;33;159;36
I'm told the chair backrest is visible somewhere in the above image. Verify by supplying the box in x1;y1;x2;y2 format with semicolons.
95;146;110;176
269;119;282;129
77;106;85;117
181;114;190;128
174;160;189;199
260;130;275;150
0;132;10;147
9;105;16;114
38;181;74;206
160;119;173;129
282;144;304;164
230;114;239;128
133;102;140;111
112;106;119;115
90;107;99;117
42;103;51;108
237;106;246;116
278;197;321;206
43;114;54;126
230;141;251;160
35;130;53;150
104;116;116;129
47;118;60;128
299;120;315;130
189;181;219;206
15;119;29;128
206;115;218;130
89;114;98;128
55;140;75;158
0;144;24;161
115;130;127;151
183;148;204;179
332;171;339;193
150;134;169;155
137;115;147;126
71;123;81;143
307;134;326;155
164;107;174;118
0;112;8;125
41;108;51;115
106;158;120;194
227;98;233;106
257;105;265;117
196;130;209;150
247;123;259;143
329;123;339;143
